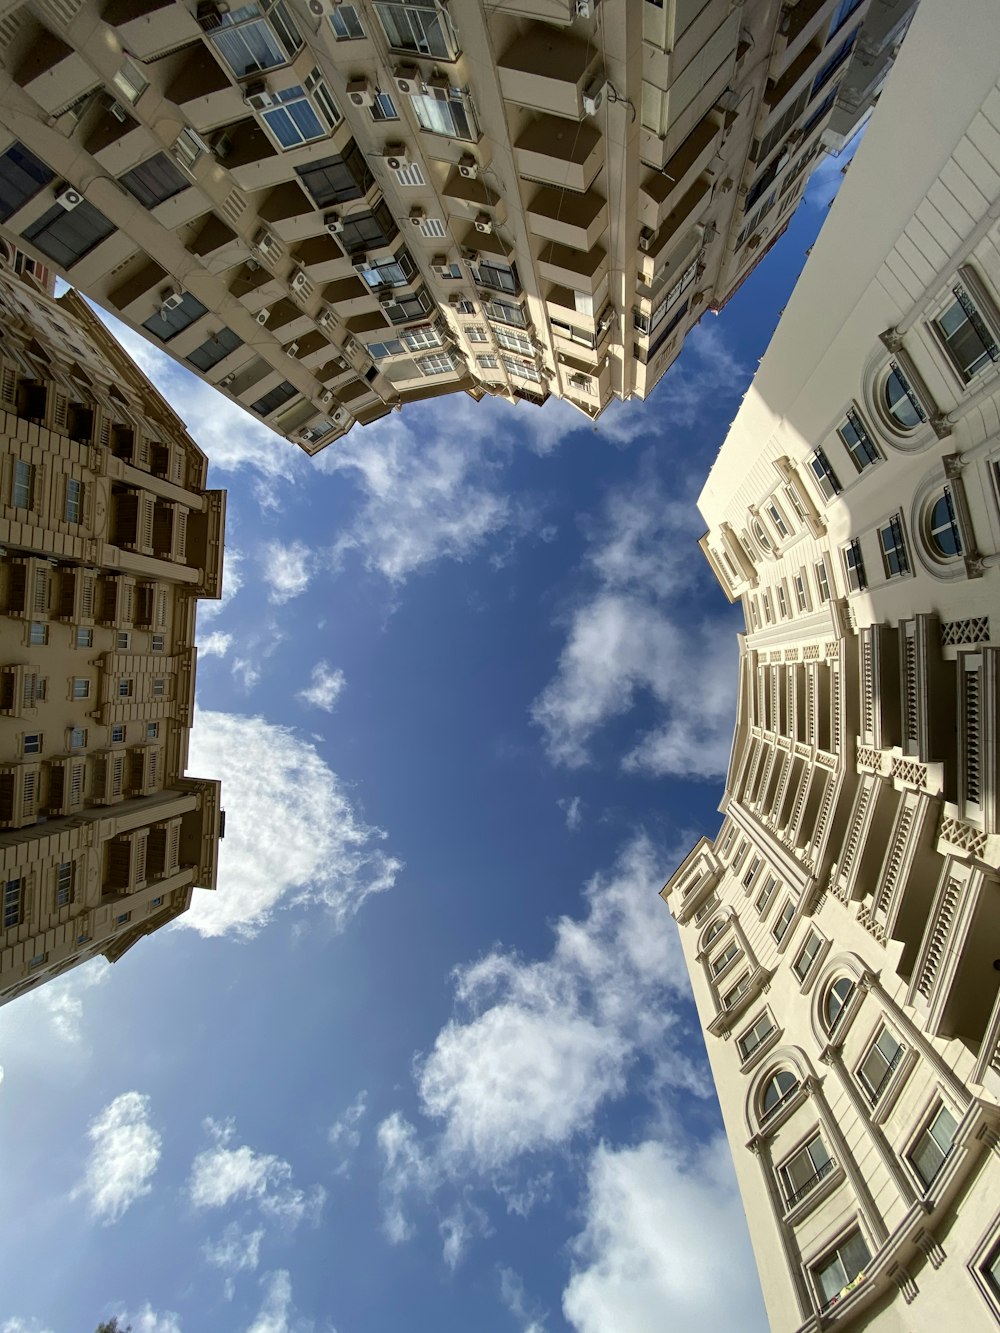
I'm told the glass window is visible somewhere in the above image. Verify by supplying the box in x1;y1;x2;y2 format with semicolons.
12;460;34;509
742;855;761;888
208;1;302;77
825;976;855;1032
794;574;809;612
152;679;166;697
793;931;823;981
251;381;296;416
338;201;398;254
843;539;866;592
400;327;442;351
723;971;752;1009
829;0;863;35
772;899;795;943
116;911;132;926
330;4;365;38
738;1013;775;1061
476;354;498;369
152;635;165;652
111;724;125;743
909;1104;958;1188
65;478;83;524
878;514;910;578
22;733;42;755
3;877;24;928
760;1069;798;1118
261;75;339;148
857;1027;904;1104
371;91;398;121
22;199;115;268
29;622;48;646
72;677;90;699
780;1136;833;1207
703;918;726;947
928;487;963;558
112;57;148;104
494;327;532;356
711;940;740;976
483;298;527;328
0;143;54;222
55;861;74;907
838;407;881;471
187;327;243;373
777;585;788;617
374;2;459;59
296;141;372;208
814;1231;870;1308
357;250;416;290
811;28;858;98
417;352;457;377
935;283;999;382
142;292;207;343
367;340;405;360
76;628;94;648
383;289;433;325
410;88;478;142
69;726;87;748
884;361;926;429
815;560;832;602
767;502;789;538
118;679;133;697
471;259;519;295
810;448;841;500
755;876;777;916
752;519;771;551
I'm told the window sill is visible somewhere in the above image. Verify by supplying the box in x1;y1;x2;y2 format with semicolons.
783;1161;845;1227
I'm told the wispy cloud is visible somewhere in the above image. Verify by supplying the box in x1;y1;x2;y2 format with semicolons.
75;1092;161;1224
328;1090;368;1175
200;548;244;623
188;1118;325;1229
263;540;315;604
246;1270;304;1333
649;323;747;431
499;1265;548;1333
199;630;233;659
557;796;583;832
1;1318;54;1333
115;1304;182;1333
184;710;401;937
203;1220;266;1288
297;662;346;713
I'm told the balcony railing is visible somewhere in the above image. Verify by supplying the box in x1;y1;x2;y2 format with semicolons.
784;1155;836;1208
864;1045;905;1106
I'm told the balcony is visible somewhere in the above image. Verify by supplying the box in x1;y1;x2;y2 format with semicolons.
526;187;607;252
640;113;722;233
12;20;97;116
637;177;712;281
514;115;604;193
498;27;596;118
164;46;245;131
537;240;608;294
104;0;203;60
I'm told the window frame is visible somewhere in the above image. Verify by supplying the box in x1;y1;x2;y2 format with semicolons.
810;1227;871;1312
737;1011;776;1063
22;198;115;269
878;513;910;579
779;1134;835;1209
119;153;188;210
843;538;867;592
907;1101;959;1191
772;898;795;944
792;930;824;983
933;279;1000;384
838;407;881;472
810;448;841;501
856;1025;905;1106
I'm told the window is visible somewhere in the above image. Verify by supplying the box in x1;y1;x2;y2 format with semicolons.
738;1013;776;1062
119;153;187;210
410;86;478;141
116;631;132;651
75;628;94;649
69;727;87;748
465;326;487;344
979;1237;1000;1306
483;298;527;328
909;1103;958;1188
29;622;48;646
330;4;364;38
794;574;809;612
762;592;773;623
152;635;165;652
3;877;24;929
815;560;832;602
777;585;788;618
116;911;132;926
723;972;752;1009
357;250;416;290
187;327;242;373
810;448;841;500
884;361;926;429
878;514;910;577
296;141;373;208
857;1027;904;1104
935;282;999;382
251;381;296;417
118;679;133;698
416;353;457;377
829;0;863;36
752;519;772;552
112;56;148;104
793;931;823;981
72;678;90;699
261;74;340;148
368;340;405;360
502;357;542;383
383;289;433;325
767;502;789;538
147;721;160;739
63;477;84;525
22;733;42;755
760;1069;798;1119
928;487;963;558
12;460;34;509
756;876;777;916
374;1;460;59
843;539;866;592
839;408;881;471
207;1;302;77
703;918;726;948
337;201;398;254
711;940;740;977
494;327;532;356
0;142;54;222
477;354;499;369
772;899;795;943
152;678;166;697
22;199;115;268
812;27;858;98
371;91;398;121
742;856;761;888
151;896;163;908
824;976;855;1032
56;861;75;907
111;724;125;743
143;292;207;343
813;1231;870;1309
780;1136;834;1207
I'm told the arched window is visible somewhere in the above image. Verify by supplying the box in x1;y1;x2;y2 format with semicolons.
703;918;726;948
927;488;963;559
825;977;855;1032
752;519;772;552
760;1068;798;1119
884;365;924;430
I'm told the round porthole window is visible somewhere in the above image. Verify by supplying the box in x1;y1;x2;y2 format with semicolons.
927;488;963;559
884;367;923;430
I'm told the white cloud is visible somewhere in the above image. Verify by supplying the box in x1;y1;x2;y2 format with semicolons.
557;796;583;832
200;548;245;623
183;711;401;937
297;662;346;713
189;1119;325;1230
648;323;747;432
562;1138;767;1333
76;1092;161;1224
499;1266;548;1333
204;1220;265;1277
199;630;233;659
439;1200;490;1270
1;1319;54;1333
328;1090;367;1174
246;1271;312;1333
263;540;315;604
378;835;693;1235
119;1303;183;1333
532;469;739;779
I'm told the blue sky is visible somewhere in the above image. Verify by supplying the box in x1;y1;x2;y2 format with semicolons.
0;153;851;1333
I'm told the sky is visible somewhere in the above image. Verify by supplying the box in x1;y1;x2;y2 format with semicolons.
0;151;853;1333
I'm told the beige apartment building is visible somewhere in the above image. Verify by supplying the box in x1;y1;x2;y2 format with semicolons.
0;262;224;1006
661;0;1000;1327
0;0;911;455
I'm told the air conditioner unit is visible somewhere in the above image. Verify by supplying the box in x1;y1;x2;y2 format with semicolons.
345;336;361;355
254;229;282;261
460;247;480;264
212;131;234;161
107;99;128;123
431;254;452;276
317;309;338;333
746;233;762;250
290;268;310;292
409;206;426;226
55;185;83;211
596;310;614;336
377;290;396;306
718;176;734;194
575;0;594;15
347;78;375;109
458;154;478;179
474;213;493;234
287;341;299;357
332;407;350;426
243;81;273;110
384;142;410;171
638;226;655;253
352;258;371;273
196;1;227;31
320;389;334;404
255;307;270;326
159;288;184;312
423;75;450;101
393;65;420;96
448;292;470;308
324;212;345;235
219;372;236;387
582;77;605;117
